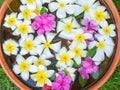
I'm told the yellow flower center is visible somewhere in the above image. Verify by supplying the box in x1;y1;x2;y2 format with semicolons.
27;0;35;4
95;10;106;22
33;70;48;85
59;2;66;8
75;33;86;42
83;5;90;12
74;47;83;58
44;42;51;49
35;59;45;66
64;23;73;32
23;8;31;19
97;41;105;49
24;40;35;50
103;27;111;35
19;61;30;72
7;16;16;26
5;42;16;53
60;52;70;63
34;7;41;15
18;24;29;34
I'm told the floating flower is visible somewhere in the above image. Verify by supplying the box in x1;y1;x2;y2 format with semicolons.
31;65;54;87
49;0;76;18
89;34;115;65
78;57;99;79
69;41;87;65
98;22;116;37
77;0;100;18
82;18;99;34
91;6;110;25
19;34;41;55
32;55;51;67
57;17;80;40
52;71;72;90
31;13;56;35
13;55;38;81
56;47;74;67
3;39;19;56
3;13;17;30
37;32;61;58
20;0;42;10
13;20;34;37
18;5;36;20
73;29;92;47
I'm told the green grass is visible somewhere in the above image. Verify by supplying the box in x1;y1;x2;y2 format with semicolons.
0;0;120;90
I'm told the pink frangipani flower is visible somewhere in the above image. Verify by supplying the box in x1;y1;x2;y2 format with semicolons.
32;13;56;35
82;18;99;34
78;57;99;79
52;71;71;90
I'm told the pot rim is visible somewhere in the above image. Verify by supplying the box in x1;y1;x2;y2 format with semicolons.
0;0;120;90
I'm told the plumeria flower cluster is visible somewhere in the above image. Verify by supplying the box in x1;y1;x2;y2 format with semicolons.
2;0;116;89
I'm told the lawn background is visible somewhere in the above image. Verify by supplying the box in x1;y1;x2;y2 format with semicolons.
0;0;120;90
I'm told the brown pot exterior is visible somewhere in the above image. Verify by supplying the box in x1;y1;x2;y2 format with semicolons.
0;0;120;90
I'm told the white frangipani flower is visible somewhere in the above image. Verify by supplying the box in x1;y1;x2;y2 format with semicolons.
31;65;54;87
89;34;115;65
98;22;116;37
73;29;92;47
49;0;76;18
91;6;110;25
31;55;51;67
69;41;87;65
13;20;34;37
3;13;17;30
19;34;41;55
13;55;38;81
77;0;100;18
37;33;61;58
3;39;19;56
57;17;80;40
20;0;42;10
18;5;36;20
56;47;74;67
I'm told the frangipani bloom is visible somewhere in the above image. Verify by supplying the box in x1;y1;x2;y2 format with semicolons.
98;22;116;37
69;41;87;65
82;18;99;34
3;13;17;30
19;34;41;55
18;5;36;20
31;65;54;87
13;20;34;37
89;34;115;65
3;39;19;56
77;0;100;18
57;17;80;40
78;57;99;79
56;47;74;67
52;71;72;90
32;55;51;67
73;29;92;47
13;55;38;81
32;14;56;35
37;33;61;58
20;0;42;10
91;6;110;25
49;0;76;18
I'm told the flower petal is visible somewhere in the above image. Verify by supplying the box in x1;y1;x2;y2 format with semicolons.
21;72;29;81
51;42;61;53
57;9;66;18
13;65;21;74
49;2;58;12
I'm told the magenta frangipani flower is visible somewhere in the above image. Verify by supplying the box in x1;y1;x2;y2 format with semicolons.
32;13;56;35
78;57;99;79
82;18;99;34
52;71;72;90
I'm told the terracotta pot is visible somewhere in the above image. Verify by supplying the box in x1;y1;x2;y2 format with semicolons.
0;0;120;90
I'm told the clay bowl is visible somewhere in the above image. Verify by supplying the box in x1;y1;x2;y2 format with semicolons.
0;0;120;90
